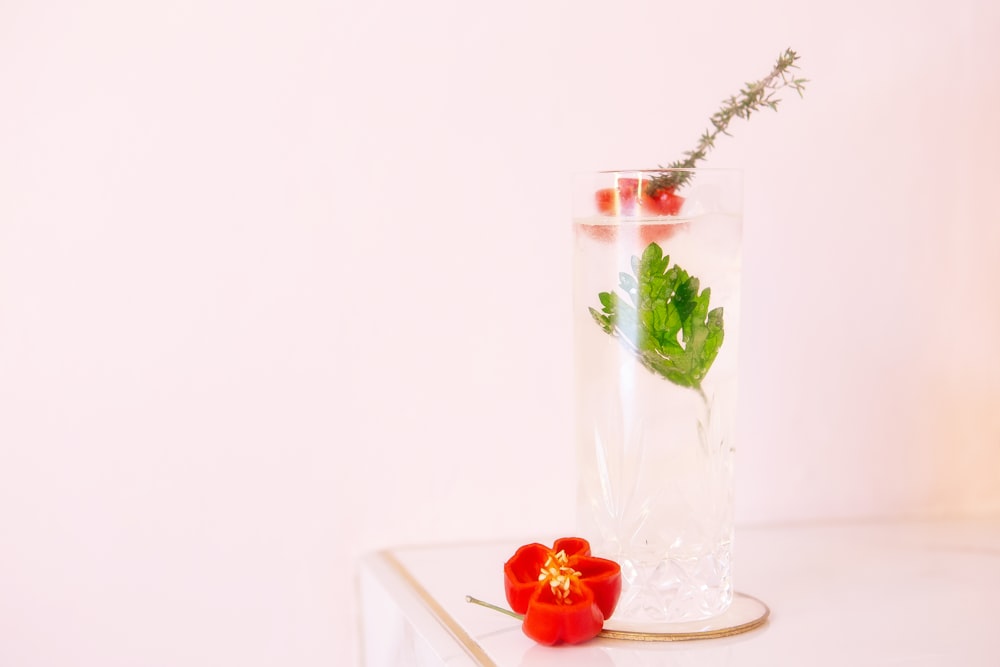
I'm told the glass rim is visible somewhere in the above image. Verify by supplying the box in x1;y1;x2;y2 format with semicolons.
590;167;742;175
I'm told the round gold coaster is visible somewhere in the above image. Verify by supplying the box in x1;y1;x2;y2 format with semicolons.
598;593;770;642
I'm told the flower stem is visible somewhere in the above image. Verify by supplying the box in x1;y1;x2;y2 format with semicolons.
465;595;524;621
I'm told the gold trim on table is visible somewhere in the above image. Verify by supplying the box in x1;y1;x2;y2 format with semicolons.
598;593;771;642
382;549;499;667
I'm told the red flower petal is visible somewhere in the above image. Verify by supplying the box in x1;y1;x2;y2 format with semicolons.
503;542;550;614
521;583;604;646
568;555;621;620
640;187;685;216
551;537;591;558
594;178;641;216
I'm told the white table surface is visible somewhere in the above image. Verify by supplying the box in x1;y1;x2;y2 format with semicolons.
357;517;1000;666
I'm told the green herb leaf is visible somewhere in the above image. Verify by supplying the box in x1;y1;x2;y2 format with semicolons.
589;243;724;391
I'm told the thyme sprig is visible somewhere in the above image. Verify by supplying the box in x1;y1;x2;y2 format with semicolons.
646;48;807;193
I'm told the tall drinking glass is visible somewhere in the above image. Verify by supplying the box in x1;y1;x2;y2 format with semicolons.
573;169;743;628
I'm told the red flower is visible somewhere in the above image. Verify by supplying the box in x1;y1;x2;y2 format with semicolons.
503;537;621;645
593;179;686;218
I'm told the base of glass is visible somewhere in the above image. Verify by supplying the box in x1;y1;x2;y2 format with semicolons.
599;592;769;641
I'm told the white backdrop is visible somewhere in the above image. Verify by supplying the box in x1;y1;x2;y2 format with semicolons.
2;0;998;665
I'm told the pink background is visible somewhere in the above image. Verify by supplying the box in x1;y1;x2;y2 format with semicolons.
1;0;998;665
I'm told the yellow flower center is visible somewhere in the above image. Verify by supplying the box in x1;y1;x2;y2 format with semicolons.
537;549;582;605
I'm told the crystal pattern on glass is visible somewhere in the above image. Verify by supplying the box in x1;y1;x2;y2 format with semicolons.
574;170;741;624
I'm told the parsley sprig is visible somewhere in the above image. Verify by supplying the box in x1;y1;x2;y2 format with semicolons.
587;49;806;390
589;243;723;395
646;48;807;193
